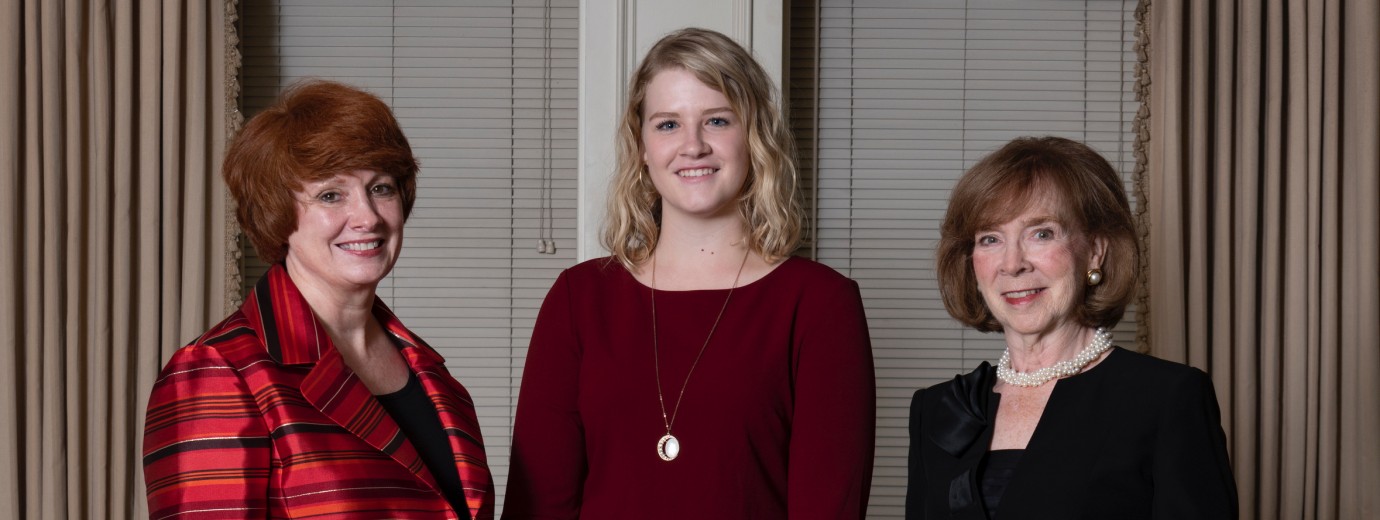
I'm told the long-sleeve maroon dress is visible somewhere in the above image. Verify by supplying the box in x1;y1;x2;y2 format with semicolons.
503;256;876;519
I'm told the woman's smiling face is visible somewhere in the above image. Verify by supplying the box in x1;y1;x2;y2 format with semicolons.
970;194;1103;338
639;67;750;222
284;169;404;292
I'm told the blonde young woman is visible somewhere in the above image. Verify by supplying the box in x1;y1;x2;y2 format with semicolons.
503;28;876;519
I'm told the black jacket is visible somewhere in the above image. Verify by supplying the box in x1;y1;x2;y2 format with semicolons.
906;347;1237;519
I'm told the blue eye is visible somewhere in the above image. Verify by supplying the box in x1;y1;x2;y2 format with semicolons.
1033;228;1055;240
976;235;998;246
707;117;730;127
654;120;679;131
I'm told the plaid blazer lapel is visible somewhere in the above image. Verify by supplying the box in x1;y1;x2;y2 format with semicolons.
253;265;443;495
298;346;442;495
383;303;496;519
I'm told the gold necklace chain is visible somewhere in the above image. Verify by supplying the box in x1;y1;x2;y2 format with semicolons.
650;247;750;461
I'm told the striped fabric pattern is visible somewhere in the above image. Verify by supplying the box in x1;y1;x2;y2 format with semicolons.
144;264;494;519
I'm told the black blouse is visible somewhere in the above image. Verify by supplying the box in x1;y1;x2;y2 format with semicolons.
979;449;1024;517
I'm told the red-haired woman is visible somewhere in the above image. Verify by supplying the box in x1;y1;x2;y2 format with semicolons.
143;80;493;519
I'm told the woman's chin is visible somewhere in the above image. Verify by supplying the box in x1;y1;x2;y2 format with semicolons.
342;271;390;290
995;316;1053;336
300;268;391;294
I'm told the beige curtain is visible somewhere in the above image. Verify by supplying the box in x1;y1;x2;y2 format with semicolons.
1143;0;1379;518
0;0;238;517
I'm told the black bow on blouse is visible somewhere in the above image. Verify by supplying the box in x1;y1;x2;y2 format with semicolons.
927;361;995;457
925;362;997;514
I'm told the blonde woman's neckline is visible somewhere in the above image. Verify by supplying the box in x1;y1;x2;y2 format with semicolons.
628;254;795;293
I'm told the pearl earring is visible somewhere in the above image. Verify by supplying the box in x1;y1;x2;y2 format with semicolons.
1086;268;1103;286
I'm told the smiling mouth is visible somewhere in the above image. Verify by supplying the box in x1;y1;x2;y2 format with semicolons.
338;240;383;251
1004;288;1043;298
677;168;717;178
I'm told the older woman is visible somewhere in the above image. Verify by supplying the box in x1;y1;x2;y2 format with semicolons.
906;137;1237;519
143;80;493;519
502;28;875;519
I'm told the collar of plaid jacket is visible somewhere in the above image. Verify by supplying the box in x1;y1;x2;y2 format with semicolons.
242;263;447;367
235;264;494;518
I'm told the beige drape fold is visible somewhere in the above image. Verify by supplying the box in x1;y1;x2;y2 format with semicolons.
0;1;234;517
1144;0;1379;518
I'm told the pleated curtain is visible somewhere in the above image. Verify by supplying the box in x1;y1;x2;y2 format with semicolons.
1143;0;1380;517
0;1;236;517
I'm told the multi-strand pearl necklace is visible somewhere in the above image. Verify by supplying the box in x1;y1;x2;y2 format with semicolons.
995;327;1114;387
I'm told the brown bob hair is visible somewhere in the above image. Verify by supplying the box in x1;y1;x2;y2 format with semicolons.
603;27;804;270
936;136;1140;333
223;80;419;264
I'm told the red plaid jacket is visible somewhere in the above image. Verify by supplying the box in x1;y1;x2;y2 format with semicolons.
143;265;494;519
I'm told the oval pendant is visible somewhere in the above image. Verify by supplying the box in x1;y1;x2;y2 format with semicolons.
656;434;680;461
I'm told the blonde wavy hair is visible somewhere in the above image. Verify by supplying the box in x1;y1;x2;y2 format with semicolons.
603;27;804;270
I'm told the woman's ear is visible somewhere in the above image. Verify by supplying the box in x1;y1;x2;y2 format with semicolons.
1088;235;1108;269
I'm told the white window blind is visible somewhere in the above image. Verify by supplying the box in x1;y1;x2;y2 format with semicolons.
238;0;578;512
791;1;1140;517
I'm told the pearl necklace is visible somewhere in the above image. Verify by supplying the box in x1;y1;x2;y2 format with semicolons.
995;327;1113;387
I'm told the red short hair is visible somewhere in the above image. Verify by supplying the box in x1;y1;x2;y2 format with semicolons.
223;80;418;264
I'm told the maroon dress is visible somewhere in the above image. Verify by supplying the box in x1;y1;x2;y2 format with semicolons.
503;256;876;519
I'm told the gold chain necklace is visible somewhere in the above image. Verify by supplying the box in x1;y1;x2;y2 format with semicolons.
650;247;750;462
